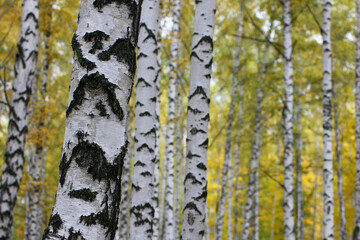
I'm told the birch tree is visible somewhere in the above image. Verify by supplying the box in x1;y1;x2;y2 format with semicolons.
164;0;181;236
0;0;39;238
215;6;243;239
42;0;139;238
130;0;160;238
333;89;347;240
355;0;360;238
181;0;216;238
282;0;295;239
294;99;304;240
322;1;335;239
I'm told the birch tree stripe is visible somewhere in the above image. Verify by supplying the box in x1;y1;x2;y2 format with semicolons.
0;0;39;239
283;0;295;239
42;1;138;239
181;0;216;238
322;1;335;239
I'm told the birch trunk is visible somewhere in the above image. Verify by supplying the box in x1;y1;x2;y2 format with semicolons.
355;0;360;238
283;1;295;239
130;0;160;238
322;1;335;239
0;0;39;238
25;7;52;239
164;0;181;237
270;138;281;239
181;0;216;238
294;99;304;240
227;156;234;240
215;9;243;239
313;138;320;240
42;0;138;238
152;26;162;240
118;113;132;240
333;90;347;240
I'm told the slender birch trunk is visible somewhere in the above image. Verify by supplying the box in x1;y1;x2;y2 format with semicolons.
270;138;281;239
355;0;360;239
0;0;39;238
118;113;132;240
322;1;335;239
333;89;347;240
283;1;295;239
130;0;160;238
313;138;320;240
215;8;243;239
294;99;304;240
152;26;162;240
164;0;181;237
42;0;139;238
181;0;216;238
25;6;53;239
227;156;234;240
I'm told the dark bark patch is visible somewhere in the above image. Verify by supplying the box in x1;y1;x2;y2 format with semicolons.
69;188;98;202
95;100;108;117
196;162;207;170
42;213;63;238
98;38;136;75
83;31;110;54
140;23;156;43
68;227;85;240
192;35;213;51
66;72;124;121
59;154;69;187
184;202;202;215
72;34;96;71
184;173;202;185
130;202;155;226
93;0;137;13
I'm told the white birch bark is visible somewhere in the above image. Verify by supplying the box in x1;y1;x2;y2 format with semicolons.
282;1;295;239
215;9;243;239
25;8;52;239
322;1;335;239
227;156;234;240
294;99;304;240
0;0;39;238
164;0;181;237
130;0;160;238
355;0;360;239
270;138;281;240
152;25;162;240
333;90;347;240
118;113;132;240
42;0;138;239
181;0;216;238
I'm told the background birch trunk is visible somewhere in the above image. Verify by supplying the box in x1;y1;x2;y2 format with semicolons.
294;99;304;240
322;1;335;239
355;0;360;238
283;0;295;239
181;0;216;238
130;0;160;238
333;89;347;240
164;0;181;237
42;0;138;238
0;0;39;238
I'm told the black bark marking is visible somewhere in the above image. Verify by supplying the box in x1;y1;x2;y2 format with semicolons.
184;202;202;215
69;188;98;202
130;202;155;226
189;86;208;101
136;77;151;87
42;213;63;238
184;173;202;185
95;100;108;117
192;35;213;51
190;127;206;135
98;38;136;74
72;34;96;71
187;151;201;159
140;23;157;43
196;162;207;170
59;154;69;187
83;31;110;54
198;139;208;149
68;228;85;240
66;72;124;121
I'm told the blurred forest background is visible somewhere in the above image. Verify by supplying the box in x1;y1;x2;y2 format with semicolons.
0;0;358;239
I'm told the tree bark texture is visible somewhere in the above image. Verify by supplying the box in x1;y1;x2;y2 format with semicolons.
42;0;138;239
322;1;335;239
282;1;295;239
0;0;39;239
164;0;181;238
130;0;160;238
181;0;216;238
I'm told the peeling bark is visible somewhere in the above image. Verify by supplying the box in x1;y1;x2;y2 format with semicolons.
42;1;139;239
0;0;39;238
